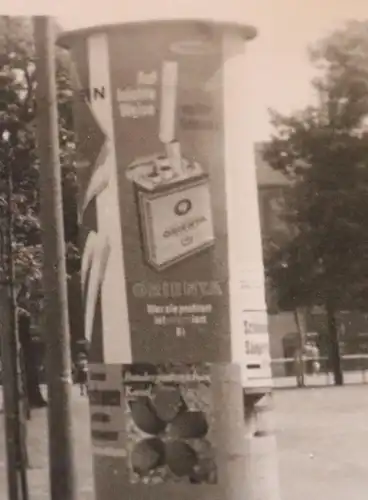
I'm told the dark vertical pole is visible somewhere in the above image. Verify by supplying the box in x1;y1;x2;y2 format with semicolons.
0;123;29;500
326;302;343;386
0;284;22;500
294;308;306;387
5;141;29;500
34;16;78;500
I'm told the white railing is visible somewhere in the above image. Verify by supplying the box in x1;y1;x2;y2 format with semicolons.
271;354;368;387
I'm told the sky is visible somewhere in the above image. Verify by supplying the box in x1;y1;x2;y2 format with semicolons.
3;0;368;139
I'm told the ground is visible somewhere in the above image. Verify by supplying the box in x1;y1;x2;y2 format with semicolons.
275;385;368;500
1;384;367;499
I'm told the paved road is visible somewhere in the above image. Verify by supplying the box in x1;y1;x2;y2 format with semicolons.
275;385;368;500
1;384;367;499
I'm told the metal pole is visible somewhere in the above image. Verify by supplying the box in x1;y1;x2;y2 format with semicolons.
34;16;78;500
5;141;29;500
294;308;306;387
0;284;20;500
0;133;29;500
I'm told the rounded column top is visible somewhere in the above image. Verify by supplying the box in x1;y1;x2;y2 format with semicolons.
57;18;257;48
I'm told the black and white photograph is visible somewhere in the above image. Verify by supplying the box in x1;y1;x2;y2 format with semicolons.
0;1;368;499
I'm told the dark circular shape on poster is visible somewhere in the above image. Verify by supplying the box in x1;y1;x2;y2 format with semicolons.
151;385;186;422
174;198;192;216
169;410;209;439
189;458;217;484
131;438;165;474
129;397;166;434
165;441;198;477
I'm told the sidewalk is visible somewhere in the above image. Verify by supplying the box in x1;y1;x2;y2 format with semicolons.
1;383;368;500
0;386;94;500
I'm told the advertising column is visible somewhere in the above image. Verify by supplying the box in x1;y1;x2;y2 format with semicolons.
60;18;274;500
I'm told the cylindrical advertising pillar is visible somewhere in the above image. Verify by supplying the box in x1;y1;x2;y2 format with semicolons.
59;17;275;500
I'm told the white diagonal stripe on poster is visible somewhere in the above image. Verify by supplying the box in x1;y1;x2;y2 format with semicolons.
81;144;110;214
87;33;132;362
81;230;97;295
84;233;111;345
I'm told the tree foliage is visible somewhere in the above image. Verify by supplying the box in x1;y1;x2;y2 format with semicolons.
263;20;368;313
0;16;80;318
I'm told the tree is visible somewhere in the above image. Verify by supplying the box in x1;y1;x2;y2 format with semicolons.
263;20;368;386
0;16;82;404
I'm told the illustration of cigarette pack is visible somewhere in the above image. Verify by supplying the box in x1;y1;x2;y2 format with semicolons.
127;149;215;271
126;59;215;271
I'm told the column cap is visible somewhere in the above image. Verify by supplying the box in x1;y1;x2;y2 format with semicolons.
57;19;257;48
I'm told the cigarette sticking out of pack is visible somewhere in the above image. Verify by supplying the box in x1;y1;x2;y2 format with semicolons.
159;60;178;144
159;60;184;177
125;59;206;190
165;140;182;178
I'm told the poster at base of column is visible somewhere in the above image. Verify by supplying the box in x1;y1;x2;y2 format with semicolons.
122;362;217;485
108;24;231;364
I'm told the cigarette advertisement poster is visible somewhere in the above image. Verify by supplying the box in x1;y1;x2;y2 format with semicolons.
68;24;272;389
108;26;231;364
122;362;217;485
